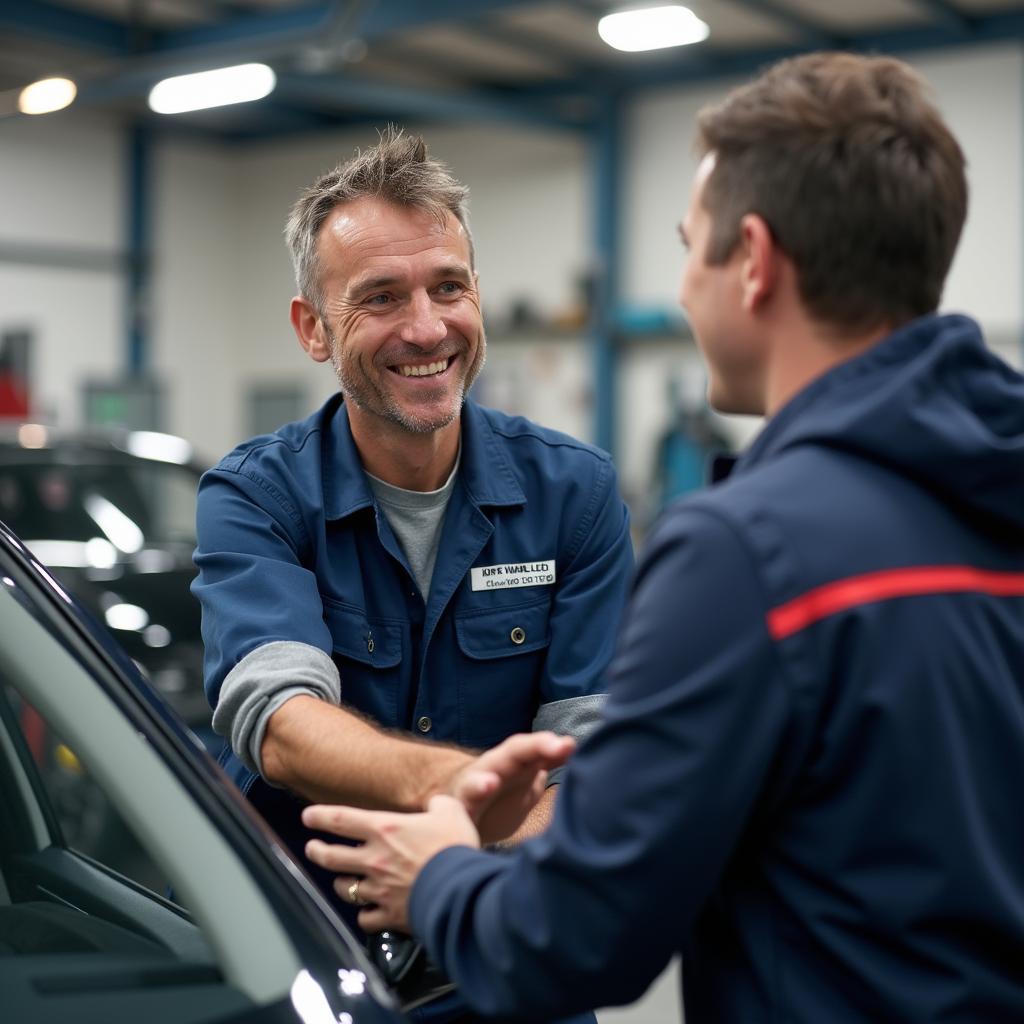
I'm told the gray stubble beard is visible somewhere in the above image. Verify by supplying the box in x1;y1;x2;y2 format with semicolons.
327;326;487;435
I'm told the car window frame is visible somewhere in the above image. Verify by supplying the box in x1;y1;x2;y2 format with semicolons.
0;521;404;1020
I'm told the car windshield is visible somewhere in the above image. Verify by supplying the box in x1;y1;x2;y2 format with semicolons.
0;459;199;558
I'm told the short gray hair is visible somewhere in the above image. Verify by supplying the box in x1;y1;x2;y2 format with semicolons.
284;126;473;312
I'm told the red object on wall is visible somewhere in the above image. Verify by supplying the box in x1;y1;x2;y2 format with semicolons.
0;371;29;418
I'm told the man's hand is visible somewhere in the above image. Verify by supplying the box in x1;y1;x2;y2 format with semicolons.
446;731;575;844
303;795;478;932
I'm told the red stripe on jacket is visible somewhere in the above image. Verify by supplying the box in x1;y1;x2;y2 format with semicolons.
767;566;1024;641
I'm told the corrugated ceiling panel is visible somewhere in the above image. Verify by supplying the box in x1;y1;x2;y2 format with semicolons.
385;24;567;81
779;0;933;32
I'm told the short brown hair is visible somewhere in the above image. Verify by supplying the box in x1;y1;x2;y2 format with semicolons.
696;52;967;332
285;126;473;312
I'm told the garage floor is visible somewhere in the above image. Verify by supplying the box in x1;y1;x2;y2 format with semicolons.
597;958;683;1024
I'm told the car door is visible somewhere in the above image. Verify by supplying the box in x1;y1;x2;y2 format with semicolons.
0;522;412;1024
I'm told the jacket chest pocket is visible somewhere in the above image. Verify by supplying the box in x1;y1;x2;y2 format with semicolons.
453;598;552;747
323;600;404;728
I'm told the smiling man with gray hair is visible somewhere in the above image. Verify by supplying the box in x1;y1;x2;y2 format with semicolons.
192;128;633;1024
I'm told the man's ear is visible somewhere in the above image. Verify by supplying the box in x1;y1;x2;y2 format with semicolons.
290;296;332;364
738;214;778;312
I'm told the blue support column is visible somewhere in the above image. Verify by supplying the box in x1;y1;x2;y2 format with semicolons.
591;92;622;457
126;124;151;376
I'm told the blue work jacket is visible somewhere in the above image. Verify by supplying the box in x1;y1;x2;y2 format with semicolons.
193;395;633;858
409;314;1024;1022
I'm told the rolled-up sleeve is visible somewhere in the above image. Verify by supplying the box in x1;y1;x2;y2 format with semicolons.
531;694;605;785
192;462;337;771
213;640;340;776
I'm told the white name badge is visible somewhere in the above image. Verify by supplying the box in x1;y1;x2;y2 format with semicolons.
470;561;557;592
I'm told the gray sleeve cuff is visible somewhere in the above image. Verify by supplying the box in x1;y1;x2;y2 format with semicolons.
532;693;606;786
212;640;341;780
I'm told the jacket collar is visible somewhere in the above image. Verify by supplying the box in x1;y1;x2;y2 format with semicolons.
322;396;525;521
733;313;958;476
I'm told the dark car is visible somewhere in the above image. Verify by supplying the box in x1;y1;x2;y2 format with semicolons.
0;425;222;868
0;424;210;740
0;515;451;1023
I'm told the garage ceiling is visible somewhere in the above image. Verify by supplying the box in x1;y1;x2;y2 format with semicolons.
2;0;1023;137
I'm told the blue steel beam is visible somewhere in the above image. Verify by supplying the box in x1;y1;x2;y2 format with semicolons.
125;124;151;376
4;0;547;99
908;0;974;32
273;72;584;131
220;110;388;143
454;21;592;78
149;1;349;54
591;92;622;457
0;0;132;53
522;8;1024;97
0;242;124;272
72;0;569;129
722;0;842;47
151;0;541;54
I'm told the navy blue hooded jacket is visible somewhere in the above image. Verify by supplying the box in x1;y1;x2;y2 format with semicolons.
408;314;1024;1023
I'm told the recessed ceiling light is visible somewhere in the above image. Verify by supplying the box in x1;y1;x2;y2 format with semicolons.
18;77;77;115
598;5;710;52
148;63;276;115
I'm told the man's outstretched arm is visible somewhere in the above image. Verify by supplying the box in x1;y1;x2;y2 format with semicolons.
280;707;574;845
303;507;796;1020
261;695;468;811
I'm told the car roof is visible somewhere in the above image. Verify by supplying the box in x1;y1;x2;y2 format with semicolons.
0;423;205;470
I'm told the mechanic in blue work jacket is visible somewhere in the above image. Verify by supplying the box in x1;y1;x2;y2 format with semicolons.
302;53;1024;1023
192;129;632;1023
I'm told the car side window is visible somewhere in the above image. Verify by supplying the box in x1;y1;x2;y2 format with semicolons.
0;681;262;1024
0;576;306;1022
2;686;169;895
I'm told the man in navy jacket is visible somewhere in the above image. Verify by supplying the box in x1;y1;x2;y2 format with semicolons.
303;53;1024;1022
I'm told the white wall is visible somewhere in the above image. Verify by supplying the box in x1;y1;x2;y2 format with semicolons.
2;42;1021;474
620;42;1024;335
919;44;1024;364
150;138;244;464
0;110;124;250
614;42;1024;505
0;111;125;426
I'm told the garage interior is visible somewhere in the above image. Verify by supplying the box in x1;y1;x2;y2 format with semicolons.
2;2;1023;1020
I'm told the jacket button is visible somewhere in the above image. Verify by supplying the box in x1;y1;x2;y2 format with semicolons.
417;716;432;734
367;635;374;654
510;626;526;645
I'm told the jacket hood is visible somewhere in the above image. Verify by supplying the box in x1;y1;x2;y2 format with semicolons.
738;314;1024;532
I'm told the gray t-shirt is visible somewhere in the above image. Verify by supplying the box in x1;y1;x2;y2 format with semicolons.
365;450;460;601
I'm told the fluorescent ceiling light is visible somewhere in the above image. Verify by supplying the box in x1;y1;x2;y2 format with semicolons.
148;63;276;115
18;77;77;115
598;5;710;52
105;602;149;632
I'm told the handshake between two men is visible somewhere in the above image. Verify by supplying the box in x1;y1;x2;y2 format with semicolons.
302;730;576;933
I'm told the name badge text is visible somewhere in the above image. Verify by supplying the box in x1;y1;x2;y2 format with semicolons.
470;561;557;591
